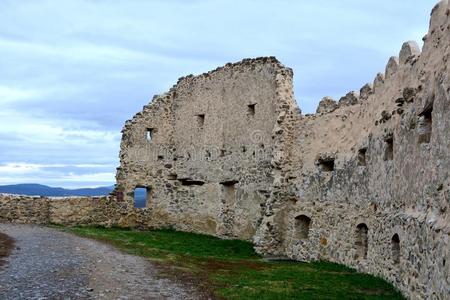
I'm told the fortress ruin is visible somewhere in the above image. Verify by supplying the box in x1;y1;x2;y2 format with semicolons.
1;1;450;298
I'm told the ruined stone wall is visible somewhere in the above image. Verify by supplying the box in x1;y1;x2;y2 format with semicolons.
115;57;294;239
0;195;50;224
0;194;171;228
1;2;449;299
255;1;450;298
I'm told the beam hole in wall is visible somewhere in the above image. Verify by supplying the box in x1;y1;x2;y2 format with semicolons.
180;179;205;186
247;103;256;116
295;215;311;240
418;104;433;144
318;157;335;172
357;148;367;166
134;187;151;208
384;137;394;161
167;174;177;180
196;114;205;128
355;223;368;260
146;128;153;143
391;233;400;264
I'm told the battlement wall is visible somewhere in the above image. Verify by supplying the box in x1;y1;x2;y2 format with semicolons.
254;1;450;298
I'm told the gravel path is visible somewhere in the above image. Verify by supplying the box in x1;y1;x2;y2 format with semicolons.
0;223;202;300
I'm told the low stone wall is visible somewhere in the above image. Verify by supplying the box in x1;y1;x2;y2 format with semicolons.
0;194;242;236
0;195;50;224
0;194;136;228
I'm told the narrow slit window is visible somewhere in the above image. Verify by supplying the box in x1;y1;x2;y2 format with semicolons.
146;128;153;143
196;114;205;128
384;137;393;161
247;104;256;116
134;187;151;208
418;107;432;144
391;234;400;264
355;223;368;260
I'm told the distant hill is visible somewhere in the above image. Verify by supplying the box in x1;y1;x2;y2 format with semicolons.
0;184;114;197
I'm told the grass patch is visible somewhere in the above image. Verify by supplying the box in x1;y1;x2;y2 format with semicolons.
60;226;404;300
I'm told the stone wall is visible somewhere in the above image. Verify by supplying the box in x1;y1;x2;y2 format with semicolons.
0;194;162;229
1;1;449;299
115;56;295;239
254;1;450;298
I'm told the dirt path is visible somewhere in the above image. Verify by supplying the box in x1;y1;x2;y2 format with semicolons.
0;223;202;300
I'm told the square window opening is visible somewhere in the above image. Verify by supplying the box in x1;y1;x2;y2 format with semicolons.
134;187;151;208
247;104;256;116
196;114;205;128
318;158;335;172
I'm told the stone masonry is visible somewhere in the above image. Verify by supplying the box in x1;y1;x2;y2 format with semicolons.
1;1;450;299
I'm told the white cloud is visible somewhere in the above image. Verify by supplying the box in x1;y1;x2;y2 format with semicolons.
0;163;116;188
0;163;42;173
0;108;120;145
0;162;115;172
62;172;115;183
0;86;46;104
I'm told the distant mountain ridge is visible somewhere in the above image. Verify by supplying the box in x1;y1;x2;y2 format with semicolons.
0;184;114;197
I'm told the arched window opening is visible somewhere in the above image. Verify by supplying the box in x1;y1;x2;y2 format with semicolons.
295;215;312;240
355;223;369;260
391;234;400;264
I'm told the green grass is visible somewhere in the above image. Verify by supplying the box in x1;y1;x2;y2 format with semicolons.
60;226;404;300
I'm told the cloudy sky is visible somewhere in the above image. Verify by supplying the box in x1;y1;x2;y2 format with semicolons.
0;0;436;188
